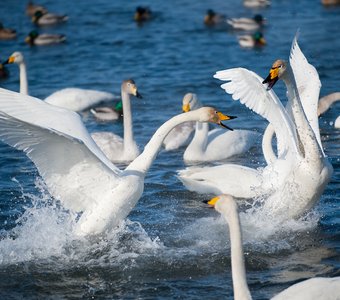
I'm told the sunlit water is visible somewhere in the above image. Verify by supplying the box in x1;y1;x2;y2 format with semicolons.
0;0;339;299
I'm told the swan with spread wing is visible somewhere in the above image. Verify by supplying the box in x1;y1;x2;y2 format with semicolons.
179;36;333;219
0;88;234;236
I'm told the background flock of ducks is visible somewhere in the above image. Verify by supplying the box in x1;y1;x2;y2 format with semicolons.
0;1;340;299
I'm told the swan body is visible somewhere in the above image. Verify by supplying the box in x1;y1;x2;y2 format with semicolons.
26;1;48;16
0;87;232;236
90;79;141;163
208;194;340;300
0;23;16;40
180;36;333;220
4;51;117;112
181;93;259;163
227;15;265;31
25;30;66;46
32;11;68;26
90;101;123;121
238;32;266;48
45;88;117;111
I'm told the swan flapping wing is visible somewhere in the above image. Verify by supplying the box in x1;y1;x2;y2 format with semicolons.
214;68;300;159
289;35;324;155
0;88;121;212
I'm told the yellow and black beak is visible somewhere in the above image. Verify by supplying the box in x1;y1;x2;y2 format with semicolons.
182;103;190;113
217;111;237;131
3;56;15;65
262;67;279;91
203;196;220;207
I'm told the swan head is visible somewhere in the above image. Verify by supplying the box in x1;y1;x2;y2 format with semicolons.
182;93;202;112
205;194;238;217
262;59;287;90
3;51;24;65
122;79;142;98
198;107;236;130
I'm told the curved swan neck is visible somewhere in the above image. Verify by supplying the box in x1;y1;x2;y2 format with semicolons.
262;124;277;164
225;204;252;300
282;65;321;158
18;60;28;95
188;121;209;150
126;110;204;173
121;90;134;150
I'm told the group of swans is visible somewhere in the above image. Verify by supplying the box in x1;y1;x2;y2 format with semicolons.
179;36;333;220
208;194;340;300
0;86;234;236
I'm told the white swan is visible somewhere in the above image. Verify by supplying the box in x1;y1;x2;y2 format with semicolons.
262;91;340;164
179;36;333;219
4;51;117;111
0;87;234;236
181;94;260;163
207;194;340;300
91;79;141;163
163;93;198;151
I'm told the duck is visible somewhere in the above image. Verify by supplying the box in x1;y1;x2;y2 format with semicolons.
227;14;266;31
26;1;48;17
4;51;117;111
181;93;260;163
163;93;199;151
90;100;123;121
237;32;266;48
0;86;233;236
243;0;271;8
179;36;333;220
32;10;68;26
0;22;16;40
25;30;66;46
134;6;152;22
204;9;226;26
206;194;340;300
90;79;142;163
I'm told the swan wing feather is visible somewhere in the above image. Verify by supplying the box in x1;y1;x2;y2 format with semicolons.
289;35;323;154
214;68;300;158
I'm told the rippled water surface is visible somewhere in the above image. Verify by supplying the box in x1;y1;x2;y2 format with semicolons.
0;0;339;299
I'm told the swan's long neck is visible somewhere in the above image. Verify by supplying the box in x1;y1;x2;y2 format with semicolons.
282;66;322;159
18;61;28;95
126;110;203;174
186;121;209;152
121;90;134;151
226;206;252;300
262;124;277;164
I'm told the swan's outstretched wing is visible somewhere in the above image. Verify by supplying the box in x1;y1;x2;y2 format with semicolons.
214;68;300;158
289;35;323;154
0;88;122;212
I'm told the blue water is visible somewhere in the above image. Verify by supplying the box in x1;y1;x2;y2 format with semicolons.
0;0;339;299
